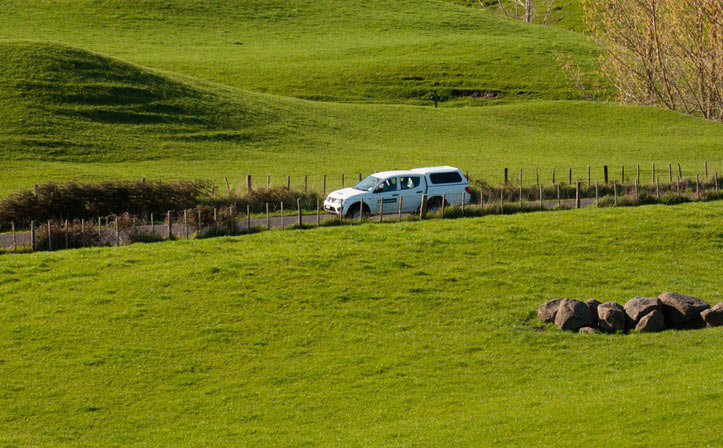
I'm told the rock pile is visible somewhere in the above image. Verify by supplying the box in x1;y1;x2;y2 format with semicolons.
538;293;722;333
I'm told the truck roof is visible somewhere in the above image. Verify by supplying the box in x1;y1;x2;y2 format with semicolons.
371;166;461;178
410;166;460;174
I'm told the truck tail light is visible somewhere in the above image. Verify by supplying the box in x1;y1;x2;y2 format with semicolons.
464;187;471;193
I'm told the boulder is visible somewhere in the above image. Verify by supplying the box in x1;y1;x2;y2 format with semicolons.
658;292;710;328
554;299;593;331
579;326;598;334
597;302;626;332
635;309;665;332
585;299;601;326
701;302;723;328
538;299;564;323
624;297;662;328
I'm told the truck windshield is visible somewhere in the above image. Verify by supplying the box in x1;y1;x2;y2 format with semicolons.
354;175;381;191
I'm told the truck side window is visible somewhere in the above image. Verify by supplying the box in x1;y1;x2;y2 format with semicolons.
399;176;420;190
380;177;397;192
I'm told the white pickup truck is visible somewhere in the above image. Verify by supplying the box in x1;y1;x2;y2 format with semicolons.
323;166;471;218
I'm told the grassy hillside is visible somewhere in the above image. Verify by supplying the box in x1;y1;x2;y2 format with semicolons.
1;202;721;446
0;0;598;104
452;0;586;32
1;41;722;195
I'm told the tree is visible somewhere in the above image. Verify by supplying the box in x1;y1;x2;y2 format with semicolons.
581;0;723;121
478;0;556;25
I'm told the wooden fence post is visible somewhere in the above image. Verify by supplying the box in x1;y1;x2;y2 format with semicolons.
167;211;173;239
714;172;719;194
398;196;403;221
587;165;591;186
504;168;508;183
678;162;682;179
341;173;345;188
297;198;302;226
198;209;202;235
229;206;235;235
211;179;216;196
556;184;560;208
677;177;681;199
323;175;327;198
47;220;52;251
34;184;38;196
461;192;465;216
441;193;446;218
651;162;655;184
539;184;543;208
696;174;700;200
704;161;708;179
595;182;599;207
266;203;271;229
634;177;639;199
150;213;154;238
575;182;581;208
280;202;284;229
225;176;231;194
11;221;15;253
500;189;504;213
184;210;189;239
316;199;320;226
536;168;539;186
287;176;291;189
604;165;608;184
213;209;218;235
358;173;362;182
419;195;427;219
613;181;618;205
115;216;119;246
656;177;660;199
304;175;308;193
379;199;384;222
359;198;364;222
568;168;572;185
246;175;252;192
30;220;35;252
552;168;555;185
267;175;271;189
621;166;625;184
519;169;523;206
636;164;640;184
668;163;673;183
247;204;251;230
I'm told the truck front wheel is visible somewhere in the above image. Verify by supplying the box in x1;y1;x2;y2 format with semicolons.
346;203;369;219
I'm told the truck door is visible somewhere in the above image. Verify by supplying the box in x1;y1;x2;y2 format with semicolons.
372;176;399;214
398;176;424;212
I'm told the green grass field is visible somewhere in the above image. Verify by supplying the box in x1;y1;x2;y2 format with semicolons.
1;202;721;446
0;0;597;104
1;41;721;196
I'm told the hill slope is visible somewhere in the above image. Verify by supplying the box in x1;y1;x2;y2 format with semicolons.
1;41;722;194
0;0;599;104
1;202;721;446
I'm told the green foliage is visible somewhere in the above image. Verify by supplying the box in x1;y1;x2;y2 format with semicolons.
0;202;721;445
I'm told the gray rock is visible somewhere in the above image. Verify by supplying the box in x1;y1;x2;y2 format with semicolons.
635;309;665;332
538;299;564;323
624;297;663;328
554;299;593;331
579;326;598;334
597;302;626;332
658;292;710;328
585;299;601;326
701;302;723;328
